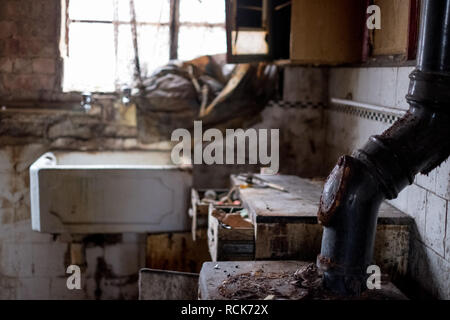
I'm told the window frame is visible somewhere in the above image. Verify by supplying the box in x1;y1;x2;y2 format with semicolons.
62;0;226;93
225;0;275;63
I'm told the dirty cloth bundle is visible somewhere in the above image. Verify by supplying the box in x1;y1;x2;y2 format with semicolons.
135;54;278;143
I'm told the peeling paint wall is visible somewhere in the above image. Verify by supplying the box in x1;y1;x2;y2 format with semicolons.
0;0;167;299
0;113;150;299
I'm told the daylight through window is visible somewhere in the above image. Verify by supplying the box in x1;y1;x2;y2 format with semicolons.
62;0;226;92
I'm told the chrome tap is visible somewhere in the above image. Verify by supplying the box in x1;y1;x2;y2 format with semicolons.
121;87;132;106
81;92;92;112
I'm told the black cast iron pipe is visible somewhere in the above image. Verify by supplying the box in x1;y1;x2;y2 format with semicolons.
317;0;450;296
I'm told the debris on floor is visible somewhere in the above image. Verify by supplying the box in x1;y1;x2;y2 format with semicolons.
218;264;317;300
217;263;400;300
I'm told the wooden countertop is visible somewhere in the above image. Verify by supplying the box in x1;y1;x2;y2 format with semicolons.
230;174;412;225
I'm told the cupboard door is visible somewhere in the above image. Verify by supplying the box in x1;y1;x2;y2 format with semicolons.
290;0;366;65
226;0;273;62
371;0;419;60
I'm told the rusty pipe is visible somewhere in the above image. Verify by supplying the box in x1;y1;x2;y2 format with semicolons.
317;0;450;296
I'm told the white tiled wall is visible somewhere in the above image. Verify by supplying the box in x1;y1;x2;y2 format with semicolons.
0;144;146;299
326;66;450;299
329;67;414;111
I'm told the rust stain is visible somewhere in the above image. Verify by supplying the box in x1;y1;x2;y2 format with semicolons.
317;155;352;226
316;254;336;272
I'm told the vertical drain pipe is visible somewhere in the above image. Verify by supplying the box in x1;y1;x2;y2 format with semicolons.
317;0;450;296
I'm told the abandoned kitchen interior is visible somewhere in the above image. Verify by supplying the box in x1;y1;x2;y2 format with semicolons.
0;0;449;300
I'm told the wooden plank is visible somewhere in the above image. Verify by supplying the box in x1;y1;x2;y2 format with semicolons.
373;0;411;56
254;222;323;260
207;205;254;261
232;175;321;221
190;188;231;241
146;230;211;273
230;174;412;224
139;268;198;300
290;0;366;64
230;174;412;279
253;221;409;281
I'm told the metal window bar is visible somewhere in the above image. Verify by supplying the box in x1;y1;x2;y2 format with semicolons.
68;19;224;27
113;0;119;90
65;0;226;90
129;0;142;86
169;0;180;60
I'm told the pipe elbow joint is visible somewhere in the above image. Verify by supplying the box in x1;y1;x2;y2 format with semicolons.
317;155;384;295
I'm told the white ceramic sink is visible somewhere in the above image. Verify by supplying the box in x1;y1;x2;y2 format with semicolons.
30;151;192;234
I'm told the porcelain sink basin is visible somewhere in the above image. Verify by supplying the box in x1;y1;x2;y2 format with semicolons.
30;151;192;234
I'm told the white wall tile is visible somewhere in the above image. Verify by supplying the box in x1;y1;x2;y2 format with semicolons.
0;242;34;277
425;192;447;256
352;68;370;102
327;66;450;298
16;277;50;299
329;68;355;98
122;233;146;243
11;221;54;244
435;158;450;200
415;170;437;194
446;201;450;261
406;184;427;238
15;144;47;173
0;148;13;172
85;246;104;278
423;244;450;299
31;242;68;277
395;66;415;110
332;67;398;107
0;143;145;300
330;67;409;108
388;183;411;213
104;243;143;276
49;276;87;300
0;172;14;205
0;276;18;299
324;109;390;160
409;240;450;299
377;67;398;107
283;67;328;102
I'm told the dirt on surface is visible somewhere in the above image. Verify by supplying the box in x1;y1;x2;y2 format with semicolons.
217;263;395;300
218;263;328;300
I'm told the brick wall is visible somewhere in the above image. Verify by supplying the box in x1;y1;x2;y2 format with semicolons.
0;0;61;101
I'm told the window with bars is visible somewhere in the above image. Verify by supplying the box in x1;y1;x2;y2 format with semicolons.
61;0;226;93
